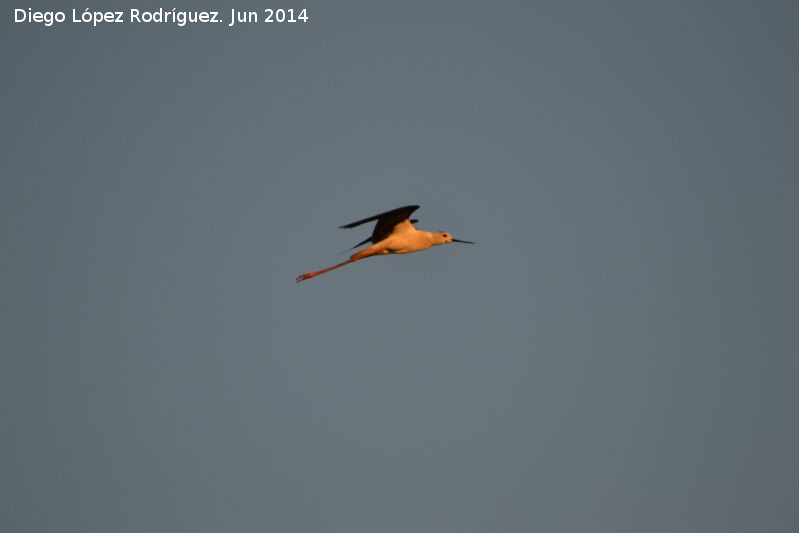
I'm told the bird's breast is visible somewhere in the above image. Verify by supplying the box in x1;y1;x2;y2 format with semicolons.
384;232;433;254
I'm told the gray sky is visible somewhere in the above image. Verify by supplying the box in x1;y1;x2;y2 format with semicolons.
3;1;798;531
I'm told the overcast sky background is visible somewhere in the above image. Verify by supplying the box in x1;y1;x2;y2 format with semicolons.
3;1;798;531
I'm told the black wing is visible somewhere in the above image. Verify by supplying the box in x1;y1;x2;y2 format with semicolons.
339;205;419;229
340;205;420;245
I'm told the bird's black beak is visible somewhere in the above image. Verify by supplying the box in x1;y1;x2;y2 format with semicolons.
452;238;475;244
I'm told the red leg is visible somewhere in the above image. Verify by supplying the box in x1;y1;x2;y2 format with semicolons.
296;248;380;282
296;259;355;282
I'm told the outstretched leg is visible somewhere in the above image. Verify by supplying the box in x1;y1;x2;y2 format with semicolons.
295;248;379;282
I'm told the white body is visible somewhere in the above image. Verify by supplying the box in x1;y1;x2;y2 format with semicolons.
352;220;448;259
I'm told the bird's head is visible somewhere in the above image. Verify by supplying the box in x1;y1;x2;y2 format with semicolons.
433;231;474;246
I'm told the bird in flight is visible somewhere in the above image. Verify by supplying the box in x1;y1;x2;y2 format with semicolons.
296;205;474;282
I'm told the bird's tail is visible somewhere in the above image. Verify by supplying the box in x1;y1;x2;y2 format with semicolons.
341;236;372;254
